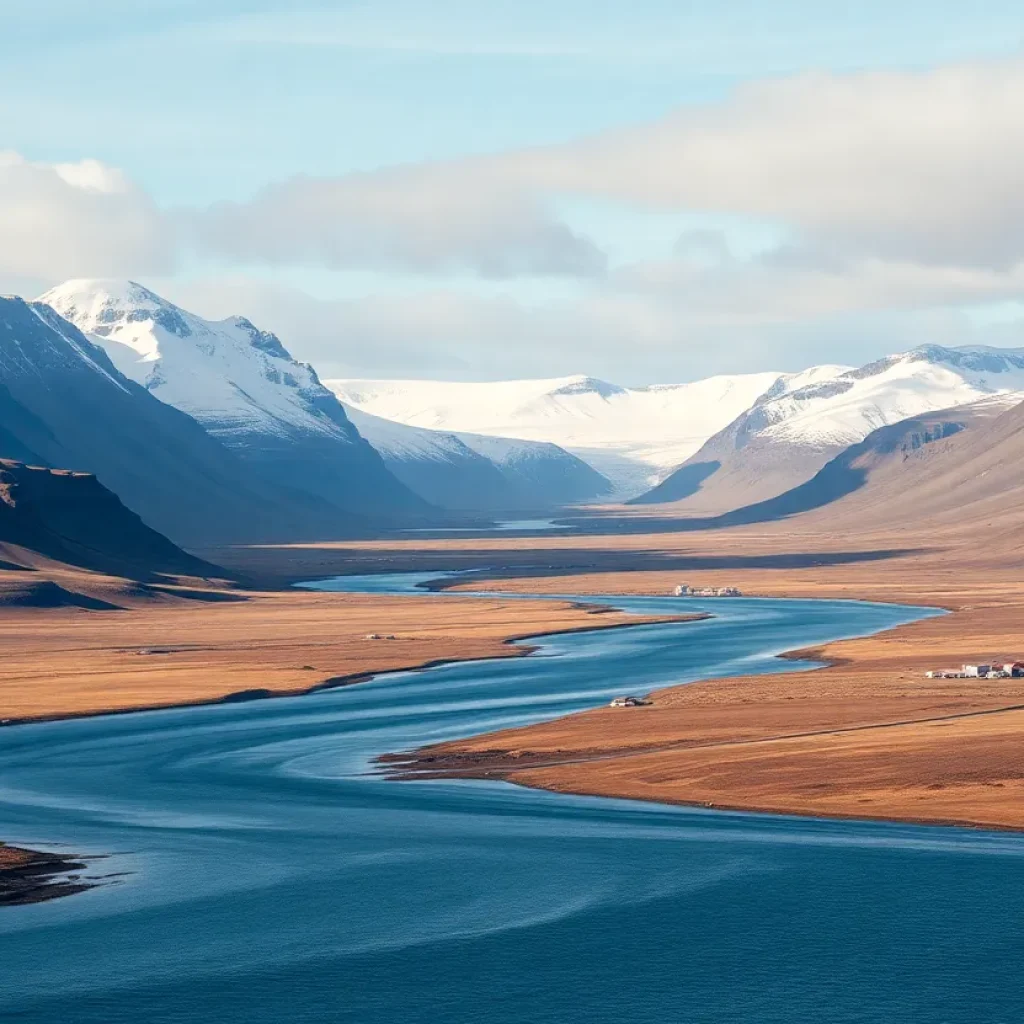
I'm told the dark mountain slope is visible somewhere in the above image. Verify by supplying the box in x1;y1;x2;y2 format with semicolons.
43;280;432;522
702;412;973;529
806;397;1024;537
344;405;612;511
0;296;361;545
616;396;1018;536
0;460;218;580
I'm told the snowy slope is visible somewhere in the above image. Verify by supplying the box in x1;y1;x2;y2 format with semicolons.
41;279;361;446
328;370;847;497
41;280;429;521
344;405;611;510
754;346;1024;447
454;431;612;507
636;345;1024;511
0;295;367;545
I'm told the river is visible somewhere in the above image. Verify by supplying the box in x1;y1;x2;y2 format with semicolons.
2;575;1023;1023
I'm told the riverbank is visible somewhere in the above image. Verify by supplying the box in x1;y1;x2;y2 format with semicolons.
0;842;95;906
388;565;1024;831
0;584;693;724
9;518;1024;836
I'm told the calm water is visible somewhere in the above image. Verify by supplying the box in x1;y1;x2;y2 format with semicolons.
2;577;1023;1023
401;519;570;533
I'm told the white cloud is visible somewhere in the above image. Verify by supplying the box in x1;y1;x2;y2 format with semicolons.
220;57;1020;274
14;57;1024;284
192;171;606;278
10;56;1024;378
51;157;131;193
158;269;1024;386
174;56;1024;284
0;151;173;281
511;59;1024;270
612;254;1024;322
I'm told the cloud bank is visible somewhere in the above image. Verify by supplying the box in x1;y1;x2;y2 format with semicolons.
192;170;606;277
0;151;173;282
13;59;1024;280
7;57;1024;375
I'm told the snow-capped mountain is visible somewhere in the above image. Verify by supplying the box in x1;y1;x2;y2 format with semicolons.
453;432;612;507
341;406;516;511
635;345;1024;511
328;370;847;497
41;280;429;521
344;406;612;510
0;295;359;545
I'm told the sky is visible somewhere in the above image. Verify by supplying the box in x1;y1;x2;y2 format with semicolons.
4;0;1024;383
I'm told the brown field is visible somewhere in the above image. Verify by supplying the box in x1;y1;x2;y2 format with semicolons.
324;517;1024;832
0;563;686;723
8;503;1024;833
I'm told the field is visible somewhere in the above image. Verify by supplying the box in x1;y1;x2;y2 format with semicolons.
309;516;1024;832
0;562;685;723
6;508;1024;830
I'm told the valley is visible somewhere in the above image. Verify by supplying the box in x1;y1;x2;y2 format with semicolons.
7;280;1024;859
10;15;1024;1022
0;567;685;723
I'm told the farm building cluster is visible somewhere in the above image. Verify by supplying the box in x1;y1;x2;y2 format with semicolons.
673;584;742;597
926;662;1024;679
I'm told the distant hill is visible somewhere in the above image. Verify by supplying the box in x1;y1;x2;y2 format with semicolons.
42;280;431;523
792;395;1024;537
633;346;1024;512
344;405;612;511
327;371;842;497
631;395;1019;535
330;349;1024;507
0;459;219;582
0;295;363;546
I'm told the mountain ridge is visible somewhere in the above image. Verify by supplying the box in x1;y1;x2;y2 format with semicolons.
344;404;612;511
328;369;845;496
0;295;371;546
41;279;431;523
635;343;1024;511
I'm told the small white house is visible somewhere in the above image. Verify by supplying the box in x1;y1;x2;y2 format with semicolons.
963;664;992;678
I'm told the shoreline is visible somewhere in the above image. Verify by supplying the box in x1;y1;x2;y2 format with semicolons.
9;533;1024;908
383;576;1024;833
0;843;96;907
8;583;960;910
383;698;1024;834
473;773;1024;835
0;595;703;908
0;606;702;729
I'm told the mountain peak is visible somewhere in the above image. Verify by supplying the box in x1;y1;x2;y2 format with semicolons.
547;375;625;398
42;278;166;313
229;316;293;360
903;343;1024;373
41;278;194;341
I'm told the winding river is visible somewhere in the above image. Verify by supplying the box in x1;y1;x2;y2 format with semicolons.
3;576;1024;1023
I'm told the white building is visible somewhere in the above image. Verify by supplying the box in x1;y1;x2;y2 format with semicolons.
673;584;741;597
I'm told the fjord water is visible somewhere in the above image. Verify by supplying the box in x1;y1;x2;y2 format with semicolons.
3;579;1023;1023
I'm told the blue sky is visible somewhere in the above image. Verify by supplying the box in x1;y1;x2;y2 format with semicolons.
4;1;1024;382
